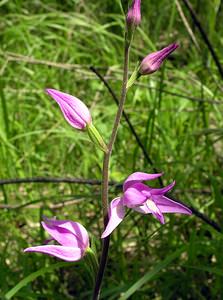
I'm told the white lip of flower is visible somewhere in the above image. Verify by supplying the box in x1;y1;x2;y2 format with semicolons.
146;199;159;213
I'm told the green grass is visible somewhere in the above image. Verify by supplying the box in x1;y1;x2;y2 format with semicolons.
1;0;223;299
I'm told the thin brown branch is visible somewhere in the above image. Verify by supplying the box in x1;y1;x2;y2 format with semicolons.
0;198;83;210
176;0;200;51
181;0;223;79
0;177;120;187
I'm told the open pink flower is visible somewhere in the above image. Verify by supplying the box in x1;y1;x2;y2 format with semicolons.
46;89;92;130
139;43;179;75
24;218;89;262
101;172;192;238
127;0;141;26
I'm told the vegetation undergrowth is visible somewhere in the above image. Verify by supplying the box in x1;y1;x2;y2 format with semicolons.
0;1;223;299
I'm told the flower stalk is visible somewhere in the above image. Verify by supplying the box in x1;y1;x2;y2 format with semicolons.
92;37;130;300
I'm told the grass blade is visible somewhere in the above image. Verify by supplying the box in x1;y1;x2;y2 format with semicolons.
4;262;75;300
119;246;186;300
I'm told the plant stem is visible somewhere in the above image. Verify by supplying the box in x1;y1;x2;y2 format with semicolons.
92;39;130;300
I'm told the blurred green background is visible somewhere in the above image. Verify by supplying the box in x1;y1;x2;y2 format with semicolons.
0;0;223;299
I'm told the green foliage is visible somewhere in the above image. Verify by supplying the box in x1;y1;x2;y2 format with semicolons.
0;0;223;299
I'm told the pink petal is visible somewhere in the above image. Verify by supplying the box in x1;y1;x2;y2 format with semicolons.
150;181;175;195
122;183;148;208
101;197;125;239
46;89;91;130
123;172;163;191
146;200;165;224
155;196;192;214
42;219;89;249
24;245;83;262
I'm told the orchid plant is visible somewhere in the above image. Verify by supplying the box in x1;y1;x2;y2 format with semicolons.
24;1;192;299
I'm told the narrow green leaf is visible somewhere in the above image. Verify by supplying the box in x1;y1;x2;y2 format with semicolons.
5;262;75;300
119;246;186;300
185;265;223;276
0;84;9;137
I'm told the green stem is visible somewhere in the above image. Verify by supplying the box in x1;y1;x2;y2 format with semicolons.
92;37;130;300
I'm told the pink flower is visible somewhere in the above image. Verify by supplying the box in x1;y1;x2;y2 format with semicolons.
139;43;179;75
101;172;192;238
24;218;89;262
127;0;141;27
46;89;91;130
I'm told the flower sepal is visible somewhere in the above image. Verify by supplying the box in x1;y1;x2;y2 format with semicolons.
86;123;108;153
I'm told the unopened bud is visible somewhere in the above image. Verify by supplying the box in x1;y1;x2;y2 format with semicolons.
139;43;179;75
126;0;141;27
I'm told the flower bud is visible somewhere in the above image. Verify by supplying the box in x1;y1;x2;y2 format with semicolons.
46;88;108;152
139;43;179;75
126;0;141;27
46;88;91;130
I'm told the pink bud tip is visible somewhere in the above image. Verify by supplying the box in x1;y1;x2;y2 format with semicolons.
139;43;179;75
126;0;141;27
46;88;92;130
